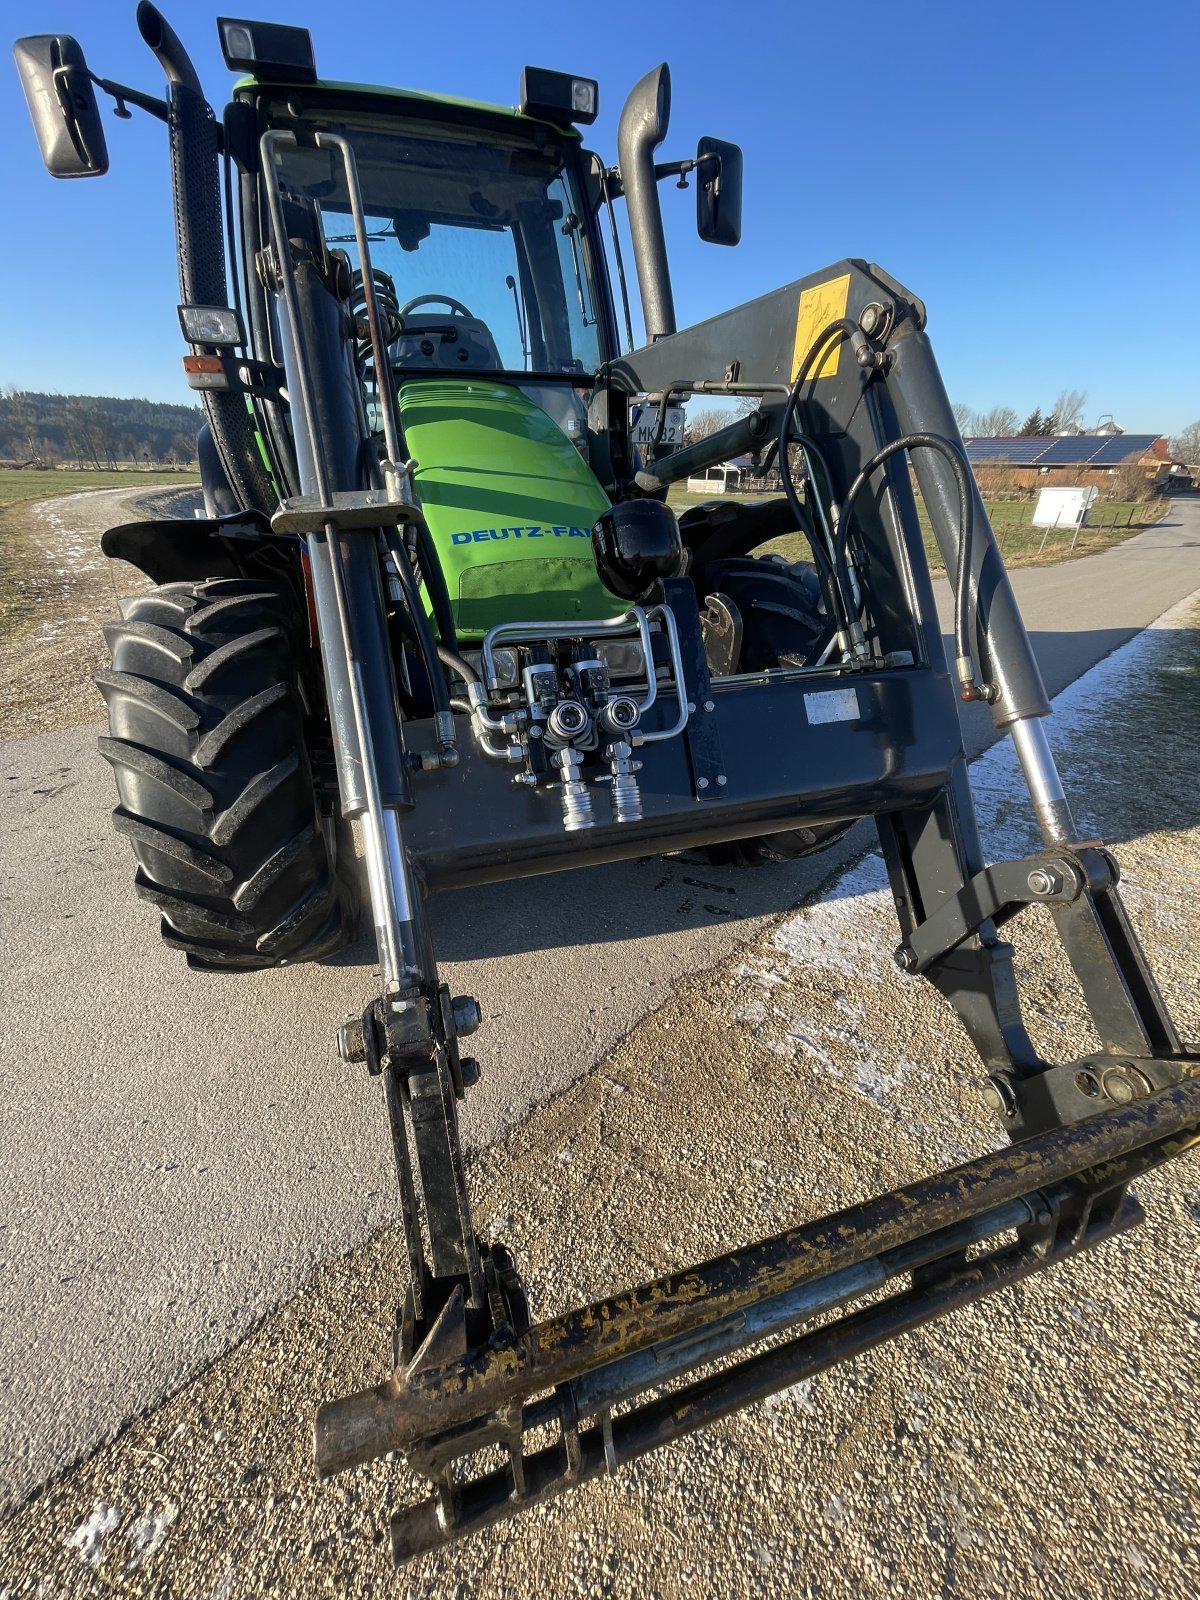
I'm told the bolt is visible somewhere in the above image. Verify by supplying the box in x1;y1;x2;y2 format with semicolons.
1100;1065;1150;1105
981;1075;1017;1116
716;774;728;786
337;1017;366;1065
859;301;888;338
451;995;483;1038
697;777;710;790
893;944;919;973
703;699;715;713
687;701;697;715
1027;865;1063;896
459;1056;482;1089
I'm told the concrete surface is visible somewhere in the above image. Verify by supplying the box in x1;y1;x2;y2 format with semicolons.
1;494;1198;1515
0;588;1196;1600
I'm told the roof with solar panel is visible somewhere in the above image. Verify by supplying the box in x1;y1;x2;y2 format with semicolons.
963;434;1167;466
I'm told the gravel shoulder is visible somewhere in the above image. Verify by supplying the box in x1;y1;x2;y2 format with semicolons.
0;601;1195;1596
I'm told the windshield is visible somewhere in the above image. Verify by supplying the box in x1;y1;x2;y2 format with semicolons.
267;108;604;377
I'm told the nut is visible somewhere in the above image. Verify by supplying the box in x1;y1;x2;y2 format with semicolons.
459;1056;482;1088
337;1016;366;1065
981;1075;1017;1116
451;995;483;1038
1027;865;1064;896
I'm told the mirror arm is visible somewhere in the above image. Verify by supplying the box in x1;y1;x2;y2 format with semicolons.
92;75;171;127
603;151;719;202
651;153;718;190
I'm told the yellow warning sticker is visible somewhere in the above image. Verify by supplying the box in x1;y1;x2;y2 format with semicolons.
790;273;851;382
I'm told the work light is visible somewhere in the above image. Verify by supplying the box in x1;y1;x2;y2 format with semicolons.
216;17;317;83
519;67;599;126
178;303;244;348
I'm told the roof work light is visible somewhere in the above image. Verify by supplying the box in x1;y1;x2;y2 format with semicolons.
519;67;599;126
216;17;317;83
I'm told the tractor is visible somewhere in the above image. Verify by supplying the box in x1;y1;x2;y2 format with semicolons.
14;7;1200;1563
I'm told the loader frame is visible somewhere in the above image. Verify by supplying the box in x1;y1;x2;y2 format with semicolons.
265;152;1198;1553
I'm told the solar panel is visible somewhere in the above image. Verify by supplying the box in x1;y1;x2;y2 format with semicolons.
965;433;1163;470
1087;434;1157;466
1036;436;1106;465
964;437;1053;465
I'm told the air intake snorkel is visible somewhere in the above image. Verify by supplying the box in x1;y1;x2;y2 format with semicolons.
616;63;675;343
136;2;276;513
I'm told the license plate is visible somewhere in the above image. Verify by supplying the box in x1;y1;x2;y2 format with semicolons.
629;403;686;447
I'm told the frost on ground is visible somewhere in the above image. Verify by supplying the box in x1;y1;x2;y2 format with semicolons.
0;602;1196;1600
64;1505;117;1567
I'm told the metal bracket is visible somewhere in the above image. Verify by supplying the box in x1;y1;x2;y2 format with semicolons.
897;849;1095;974
660;575;726;798
271;489;419;535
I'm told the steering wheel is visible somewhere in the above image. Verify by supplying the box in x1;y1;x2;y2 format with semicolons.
399;294;474;319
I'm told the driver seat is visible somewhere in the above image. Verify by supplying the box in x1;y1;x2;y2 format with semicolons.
390;314;503;373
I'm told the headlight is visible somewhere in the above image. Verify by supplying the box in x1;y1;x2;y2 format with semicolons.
178;304;244;348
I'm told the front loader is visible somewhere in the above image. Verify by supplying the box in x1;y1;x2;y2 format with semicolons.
14;8;1200;1562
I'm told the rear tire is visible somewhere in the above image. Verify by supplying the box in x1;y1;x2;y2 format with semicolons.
698;555;855;867
96;578;359;969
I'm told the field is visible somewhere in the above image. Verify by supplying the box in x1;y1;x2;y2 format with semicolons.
0;469;198;737
0;467;197;636
666;484;1166;570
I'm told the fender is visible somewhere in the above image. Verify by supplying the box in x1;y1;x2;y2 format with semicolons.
101;509;296;587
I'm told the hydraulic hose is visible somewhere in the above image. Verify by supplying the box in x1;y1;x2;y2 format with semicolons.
835;433;981;694
413;518;459;655
382;527;457;756
776;319;860;639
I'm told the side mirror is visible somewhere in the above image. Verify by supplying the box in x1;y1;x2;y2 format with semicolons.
13;34;109;178
696;136;742;247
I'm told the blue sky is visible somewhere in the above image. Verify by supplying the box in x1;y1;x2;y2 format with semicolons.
4;0;1198;436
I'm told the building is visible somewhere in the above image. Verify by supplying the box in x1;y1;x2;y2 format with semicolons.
963;433;1171;493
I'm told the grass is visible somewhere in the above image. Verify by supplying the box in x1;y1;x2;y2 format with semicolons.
666;485;1166;572
0;465;196;515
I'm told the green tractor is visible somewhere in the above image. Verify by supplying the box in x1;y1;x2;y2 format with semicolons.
15;6;1200;1563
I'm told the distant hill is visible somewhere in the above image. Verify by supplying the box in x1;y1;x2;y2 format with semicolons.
0;390;203;468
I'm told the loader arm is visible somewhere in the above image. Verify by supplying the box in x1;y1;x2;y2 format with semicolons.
287;243;1199;1555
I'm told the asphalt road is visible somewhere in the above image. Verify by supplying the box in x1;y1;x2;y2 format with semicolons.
2;494;1198;1513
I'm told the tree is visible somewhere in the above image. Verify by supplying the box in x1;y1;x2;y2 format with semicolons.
1019;409;1045;436
685;406;733;444
972;405;1019;437
1170;419;1200;464
1051;388;1087;433
951;401;976;435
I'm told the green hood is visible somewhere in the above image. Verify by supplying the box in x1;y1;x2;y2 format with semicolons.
398;380;624;640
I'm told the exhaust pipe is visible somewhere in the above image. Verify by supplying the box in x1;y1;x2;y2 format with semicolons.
617;64;675;343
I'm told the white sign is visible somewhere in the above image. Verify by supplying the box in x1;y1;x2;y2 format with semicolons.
1032;486;1098;530
804;687;860;724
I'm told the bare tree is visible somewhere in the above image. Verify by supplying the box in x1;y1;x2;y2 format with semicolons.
951;401;976;436
685;406;733;444
1051;388;1087;433
1170;419;1200;464
973;405;1020;437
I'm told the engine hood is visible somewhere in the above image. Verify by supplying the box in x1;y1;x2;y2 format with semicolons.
397;379;625;640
